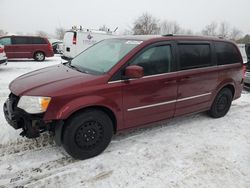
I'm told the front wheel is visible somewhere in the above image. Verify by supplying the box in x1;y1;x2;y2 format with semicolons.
62;109;113;159
34;52;45;61
208;88;233;118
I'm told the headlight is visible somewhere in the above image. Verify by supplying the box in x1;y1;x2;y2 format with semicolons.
17;96;51;114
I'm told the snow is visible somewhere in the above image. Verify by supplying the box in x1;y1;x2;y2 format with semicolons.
0;56;250;187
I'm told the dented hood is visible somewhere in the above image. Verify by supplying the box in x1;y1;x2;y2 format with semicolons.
9;64;100;96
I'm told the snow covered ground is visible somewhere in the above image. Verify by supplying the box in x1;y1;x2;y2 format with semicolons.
0;56;250;188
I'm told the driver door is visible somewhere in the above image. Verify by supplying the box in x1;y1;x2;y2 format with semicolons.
122;42;178;129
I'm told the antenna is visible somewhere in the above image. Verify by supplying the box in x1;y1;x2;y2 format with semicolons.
114;27;118;32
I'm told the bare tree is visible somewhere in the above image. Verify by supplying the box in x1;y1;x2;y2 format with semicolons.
55;27;66;40
230;27;242;41
202;22;217;36
36;30;48;37
218;22;230;38
99;25;110;32
133;13;160;35
0;29;8;36
237;34;250;44
160;21;181;34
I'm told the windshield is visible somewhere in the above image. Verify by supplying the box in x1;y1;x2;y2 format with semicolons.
70;39;142;74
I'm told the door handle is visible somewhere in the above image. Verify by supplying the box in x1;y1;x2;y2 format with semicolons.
180;76;190;81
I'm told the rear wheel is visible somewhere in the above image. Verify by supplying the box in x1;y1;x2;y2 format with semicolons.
208;88;233;118
62;109;113;159
34;51;45;61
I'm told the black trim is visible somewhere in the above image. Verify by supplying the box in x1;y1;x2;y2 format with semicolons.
61;55;73;61
54;120;64;146
0;58;7;65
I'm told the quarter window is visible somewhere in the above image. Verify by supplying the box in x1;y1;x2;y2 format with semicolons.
130;45;172;76
0;37;11;45
178;44;211;70
215;42;241;65
32;37;46;44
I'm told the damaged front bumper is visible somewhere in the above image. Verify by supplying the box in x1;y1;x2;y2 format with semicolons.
3;93;62;140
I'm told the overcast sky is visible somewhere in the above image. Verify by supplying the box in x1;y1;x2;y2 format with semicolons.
0;0;249;35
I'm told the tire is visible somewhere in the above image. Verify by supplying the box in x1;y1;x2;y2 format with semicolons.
34;51;45;61
208;88;233;118
62;109;113;159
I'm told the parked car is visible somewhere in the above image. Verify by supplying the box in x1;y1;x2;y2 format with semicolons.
52;41;63;54
244;62;250;89
62;27;115;60
0;35;54;61
0;45;7;65
243;44;250;89
4;35;244;159
246;44;250;60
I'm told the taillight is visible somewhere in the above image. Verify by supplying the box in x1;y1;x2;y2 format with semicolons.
73;32;77;45
0;47;4;53
243;64;246;79
48;43;53;51
73;37;76;45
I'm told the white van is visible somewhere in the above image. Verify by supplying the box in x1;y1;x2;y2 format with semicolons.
237;44;248;63
62;27;116;60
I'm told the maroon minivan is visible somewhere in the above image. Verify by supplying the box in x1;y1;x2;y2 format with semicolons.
0;35;54;61
3;35;244;159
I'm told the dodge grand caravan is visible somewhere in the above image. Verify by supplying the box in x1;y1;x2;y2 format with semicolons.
3;35;244;159
0;35;54;61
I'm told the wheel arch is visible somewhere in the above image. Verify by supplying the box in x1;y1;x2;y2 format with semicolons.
54;105;117;146
66;105;117;134
210;81;236;107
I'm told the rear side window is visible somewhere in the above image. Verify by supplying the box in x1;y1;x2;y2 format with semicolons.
130;45;172;76
12;37;29;45
178;44;211;70
31;37;47;44
215;42;241;65
0;37;12;45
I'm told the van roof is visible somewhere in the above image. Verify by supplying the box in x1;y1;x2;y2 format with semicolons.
66;29;113;35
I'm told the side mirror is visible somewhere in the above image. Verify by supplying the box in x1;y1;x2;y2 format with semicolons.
124;65;144;79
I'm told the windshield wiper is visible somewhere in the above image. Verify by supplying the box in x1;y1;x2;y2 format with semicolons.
68;64;89;74
62;60;91;74
69;64;81;71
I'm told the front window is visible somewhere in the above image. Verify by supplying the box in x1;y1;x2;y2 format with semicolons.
130;45;173;76
70;39;142;74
